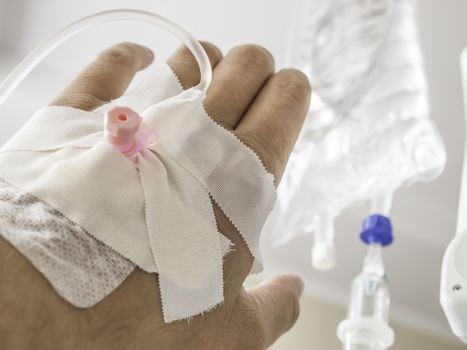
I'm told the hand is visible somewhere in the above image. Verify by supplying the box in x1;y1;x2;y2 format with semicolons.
1;41;311;349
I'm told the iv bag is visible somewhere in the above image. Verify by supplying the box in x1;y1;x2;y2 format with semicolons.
262;0;446;269
287;0;393;130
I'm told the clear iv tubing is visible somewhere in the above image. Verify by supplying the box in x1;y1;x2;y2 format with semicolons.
0;9;212;107
371;193;393;217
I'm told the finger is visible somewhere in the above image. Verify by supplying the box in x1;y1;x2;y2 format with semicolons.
204;45;275;129
235;69;311;185
50;42;154;111
247;275;304;348
167;41;223;89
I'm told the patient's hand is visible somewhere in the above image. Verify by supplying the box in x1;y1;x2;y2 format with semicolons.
0;41;311;349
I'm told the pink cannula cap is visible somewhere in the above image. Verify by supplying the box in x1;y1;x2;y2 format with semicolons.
104;106;142;149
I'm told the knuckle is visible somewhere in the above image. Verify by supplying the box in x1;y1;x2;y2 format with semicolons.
169;43;219;89
99;42;139;68
174;44;193;58
175;41;222;66
173;45;197;68
174;45;198;69
275;69;312;105
199;41;223;65
230;44;275;71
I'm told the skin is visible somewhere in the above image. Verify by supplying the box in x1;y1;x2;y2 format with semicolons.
0;41;312;349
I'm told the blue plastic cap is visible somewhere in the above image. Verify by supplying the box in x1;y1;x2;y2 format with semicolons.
360;214;393;247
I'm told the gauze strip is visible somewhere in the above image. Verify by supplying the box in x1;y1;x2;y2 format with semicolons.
97;62;187;115
0;177;233;309
0;62;276;321
127;63;276;272
143;89;277;273
138;149;223;321
0;178;134;307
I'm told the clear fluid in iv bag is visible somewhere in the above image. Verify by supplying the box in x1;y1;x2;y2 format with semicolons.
286;0;393;129
310;0;392;116
266;0;445;263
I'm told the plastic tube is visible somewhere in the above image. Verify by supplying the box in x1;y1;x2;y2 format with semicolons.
338;243;394;350
364;243;385;277
0;9;212;107
371;193;393;217
338;213;394;349
312;212;336;270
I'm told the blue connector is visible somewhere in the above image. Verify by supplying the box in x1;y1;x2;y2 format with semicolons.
360;214;393;247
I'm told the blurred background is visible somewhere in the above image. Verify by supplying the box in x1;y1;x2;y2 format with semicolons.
0;0;466;349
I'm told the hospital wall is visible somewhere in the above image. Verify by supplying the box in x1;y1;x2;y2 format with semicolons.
270;295;465;350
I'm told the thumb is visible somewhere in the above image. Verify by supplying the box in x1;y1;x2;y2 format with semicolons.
247;275;304;348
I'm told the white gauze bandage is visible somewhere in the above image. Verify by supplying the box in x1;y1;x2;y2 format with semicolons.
0;61;276;322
